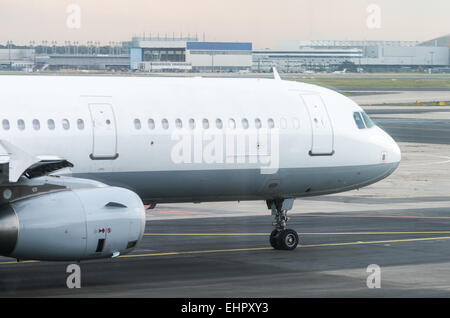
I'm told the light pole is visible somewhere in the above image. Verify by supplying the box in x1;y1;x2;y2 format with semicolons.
42;40;48;54
30;40;35;68
64;41;70;54
7;40;12;70
52;41;57;54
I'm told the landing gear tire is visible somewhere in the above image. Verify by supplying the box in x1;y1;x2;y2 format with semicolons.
270;229;299;250
270;229;281;249
279;229;299;250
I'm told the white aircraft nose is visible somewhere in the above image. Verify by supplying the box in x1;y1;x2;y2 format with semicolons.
390;137;402;164
369;127;401;165
377;127;401;165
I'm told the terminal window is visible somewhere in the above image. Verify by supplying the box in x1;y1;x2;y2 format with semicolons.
143;48;186;62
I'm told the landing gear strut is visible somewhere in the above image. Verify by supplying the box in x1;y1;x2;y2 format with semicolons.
267;199;299;250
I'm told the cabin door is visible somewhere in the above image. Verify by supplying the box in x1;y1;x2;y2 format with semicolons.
301;94;334;156
88;103;118;160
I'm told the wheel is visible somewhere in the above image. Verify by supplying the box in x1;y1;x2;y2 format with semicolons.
278;229;299;250
270;229;281;249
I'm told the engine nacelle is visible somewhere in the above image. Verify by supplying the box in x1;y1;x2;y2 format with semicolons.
0;186;146;261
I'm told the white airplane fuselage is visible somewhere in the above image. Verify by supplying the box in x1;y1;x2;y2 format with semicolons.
0;75;401;204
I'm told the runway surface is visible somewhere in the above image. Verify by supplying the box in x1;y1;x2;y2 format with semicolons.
350;90;450;105
374;116;450;144
3;211;450;297
1;94;450;297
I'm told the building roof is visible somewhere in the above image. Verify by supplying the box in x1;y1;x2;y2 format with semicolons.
187;42;252;51
418;34;450;47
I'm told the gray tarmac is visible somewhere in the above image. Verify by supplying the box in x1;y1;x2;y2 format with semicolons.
1;92;450;297
3;211;450;297
374;116;450;144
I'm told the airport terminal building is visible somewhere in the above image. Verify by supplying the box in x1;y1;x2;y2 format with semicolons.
0;34;448;73
129;37;253;72
0;48;35;71
255;35;450;73
253;47;364;73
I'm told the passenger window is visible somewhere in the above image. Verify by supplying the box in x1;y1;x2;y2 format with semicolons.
18;119;25;131
353;112;365;129
255;118;262;129
280;118;287;129
361;112;375;128
175;118;182;129
134;119;141;130
202;119;209;129
62;119;70;130
148;119;155;130
242;118;249;129
48;119;55;130
293;118;300;129
2;119;10;130
189;118;196;129
162;119;169;130
32;119;40;130
77;119;84;130
228;118;236;129
216;119;223;129
268;118;275;129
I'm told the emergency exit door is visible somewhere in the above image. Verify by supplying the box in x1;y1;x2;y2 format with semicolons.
301;94;334;156
88;103;118;160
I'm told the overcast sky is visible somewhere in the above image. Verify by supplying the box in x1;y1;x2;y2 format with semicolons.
0;0;449;48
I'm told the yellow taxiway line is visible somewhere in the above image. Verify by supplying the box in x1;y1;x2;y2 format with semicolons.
119;235;450;259
2;234;450;265
145;231;450;236
118;247;272;258
0;260;39;265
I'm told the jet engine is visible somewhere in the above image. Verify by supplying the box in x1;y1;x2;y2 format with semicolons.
0;186;146;261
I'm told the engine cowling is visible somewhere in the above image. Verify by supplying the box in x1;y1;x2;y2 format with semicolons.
0;186;146;261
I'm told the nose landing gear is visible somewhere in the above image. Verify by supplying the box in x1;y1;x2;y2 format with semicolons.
267;199;299;250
